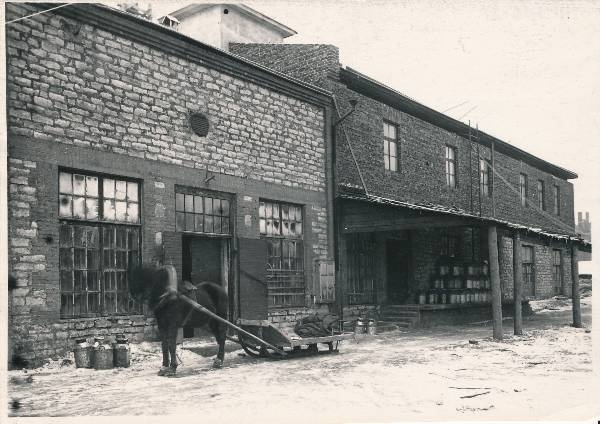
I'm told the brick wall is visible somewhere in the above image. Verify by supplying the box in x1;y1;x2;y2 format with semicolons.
6;4;331;365
229;43;576;234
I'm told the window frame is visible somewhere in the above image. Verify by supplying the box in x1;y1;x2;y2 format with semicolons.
445;145;457;188
174;187;233;236
522;245;535;295
58;169;142;319
383;121;400;172
259;199;305;309
479;159;491;197
537;179;545;211
553;185;561;215
552;249;563;293
519;173;528;207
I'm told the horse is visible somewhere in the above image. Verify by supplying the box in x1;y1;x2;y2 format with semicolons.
128;264;228;376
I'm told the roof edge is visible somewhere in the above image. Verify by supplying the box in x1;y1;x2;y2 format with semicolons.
340;66;578;181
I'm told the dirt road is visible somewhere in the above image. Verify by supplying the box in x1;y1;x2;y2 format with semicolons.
7;300;597;423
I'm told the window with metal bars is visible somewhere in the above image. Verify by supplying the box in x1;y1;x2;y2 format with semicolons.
552;249;563;294
58;170;142;318
445;145;457;188
522;245;535;293
346;233;376;305
383;122;399;172
259;200;305;308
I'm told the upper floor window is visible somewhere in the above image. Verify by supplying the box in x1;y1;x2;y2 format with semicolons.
383;122;399;172
59;171;140;223
479;159;491;197
537;180;545;211
519;173;528;206
445;146;457;188
553;185;560;215
175;189;231;235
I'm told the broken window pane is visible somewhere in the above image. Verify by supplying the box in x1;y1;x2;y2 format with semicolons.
73;196;86;219
59;194;72;217
115;201;127;221
127;202;139;223
86;198;98;220
59;172;72;194
104;178;115;198
73;174;86;196
127;182;138;202
103;199;116;221
86;176;98;197
115;180;127;201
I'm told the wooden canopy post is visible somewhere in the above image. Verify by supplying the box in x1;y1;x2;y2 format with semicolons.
488;226;503;340
512;231;523;335
571;243;582;328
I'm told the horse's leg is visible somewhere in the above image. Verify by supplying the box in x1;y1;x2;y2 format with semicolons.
210;320;226;368
157;319;171;376
167;324;178;374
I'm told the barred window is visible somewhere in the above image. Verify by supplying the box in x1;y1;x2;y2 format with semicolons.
259;200;304;308
522;245;535;290
552;249;562;294
175;190;231;235
383;122;399;172
346;233;376;305
445;146;457;188
440;233;460;258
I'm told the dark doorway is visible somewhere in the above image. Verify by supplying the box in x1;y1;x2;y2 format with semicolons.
386;238;412;304
182;236;225;338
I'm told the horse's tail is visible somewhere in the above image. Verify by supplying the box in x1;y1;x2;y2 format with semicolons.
197;282;228;319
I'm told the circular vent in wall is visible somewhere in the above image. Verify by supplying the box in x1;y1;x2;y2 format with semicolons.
189;112;209;137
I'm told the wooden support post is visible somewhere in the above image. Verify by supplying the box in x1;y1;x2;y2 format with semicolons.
488;226;503;340
571;243;582;328
512;231;523;335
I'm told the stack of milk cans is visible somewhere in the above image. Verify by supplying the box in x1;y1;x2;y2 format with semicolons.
73;334;131;370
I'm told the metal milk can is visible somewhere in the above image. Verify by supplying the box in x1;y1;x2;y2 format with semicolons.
354;317;365;334
92;336;114;370
113;334;131;368
73;337;92;368
366;319;377;335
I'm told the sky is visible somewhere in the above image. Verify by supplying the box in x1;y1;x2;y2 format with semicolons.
148;0;600;224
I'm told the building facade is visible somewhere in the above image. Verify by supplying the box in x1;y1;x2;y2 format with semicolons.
5;3;335;366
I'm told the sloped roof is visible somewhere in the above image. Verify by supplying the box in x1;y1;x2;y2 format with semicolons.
338;189;591;250
167;3;297;37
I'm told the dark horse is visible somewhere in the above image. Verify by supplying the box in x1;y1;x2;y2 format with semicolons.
129;264;228;376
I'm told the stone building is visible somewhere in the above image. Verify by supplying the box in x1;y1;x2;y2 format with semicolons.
5;3;336;366
222;7;590;325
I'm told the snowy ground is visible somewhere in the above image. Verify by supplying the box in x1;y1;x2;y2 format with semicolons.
6;296;597;423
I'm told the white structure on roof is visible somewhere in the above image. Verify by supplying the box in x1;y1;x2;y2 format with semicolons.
159;3;296;51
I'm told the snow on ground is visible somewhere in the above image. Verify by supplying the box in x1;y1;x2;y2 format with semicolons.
6;301;597;423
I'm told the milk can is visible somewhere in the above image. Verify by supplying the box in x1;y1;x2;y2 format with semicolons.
113;334;131;368
354;317;366;335
73;337;92;368
366;319;377;336
92;336;114;370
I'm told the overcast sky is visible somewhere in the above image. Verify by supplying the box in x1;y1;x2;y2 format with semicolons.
149;0;599;222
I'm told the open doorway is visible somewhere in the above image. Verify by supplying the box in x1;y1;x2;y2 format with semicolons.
181;235;230;337
386;238;412;304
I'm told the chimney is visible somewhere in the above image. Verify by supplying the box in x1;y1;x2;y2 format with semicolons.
585;212;589;222
578;212;582;223
160;4;296;51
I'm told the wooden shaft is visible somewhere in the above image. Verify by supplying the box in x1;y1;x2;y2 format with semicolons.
512;232;523;335
178;293;286;355
488;226;503;340
571;244;582;328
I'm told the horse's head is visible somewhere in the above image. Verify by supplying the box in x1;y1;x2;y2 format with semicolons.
128;263;172;308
